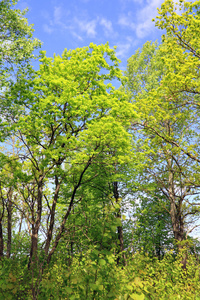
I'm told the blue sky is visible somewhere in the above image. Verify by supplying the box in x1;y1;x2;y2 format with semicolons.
16;0;164;69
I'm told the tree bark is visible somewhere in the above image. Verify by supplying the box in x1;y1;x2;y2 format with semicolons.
113;181;126;266
46;155;93;264
29;174;43;268
6;187;13;258
167;153;186;268
0;221;4;259
44;175;61;256
0;185;5;259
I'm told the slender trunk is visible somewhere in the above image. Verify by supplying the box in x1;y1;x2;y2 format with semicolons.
47;155;93;264
44;176;60;256
0;221;4;259
113;181;126;266
0;185;5;259
6;188;13;258
30;226;38;263
156;215;162;260
165;122;185;246
167;153;186;268
18;213;23;234
46;187;76;264
29;175;43;268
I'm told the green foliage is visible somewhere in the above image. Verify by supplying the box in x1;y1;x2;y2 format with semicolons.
1;250;196;300
1;1;200;299
0;0;41;138
123;0;200;253
133;192;174;258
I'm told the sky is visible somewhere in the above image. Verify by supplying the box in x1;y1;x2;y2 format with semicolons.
16;0;165;70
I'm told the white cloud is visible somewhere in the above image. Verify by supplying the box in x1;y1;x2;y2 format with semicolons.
118;13;135;30
16;1;31;11
71;31;84;41
42;6;98;39
53;6;69;29
136;20;153;38
100;18;110;32
135;0;163;38
43;24;54;34
41;6;117;41
54;6;62;25
115;43;131;58
118;0;163;39
115;37;138;58
75;18;97;38
139;0;164;20
100;18;113;36
41;6;71;34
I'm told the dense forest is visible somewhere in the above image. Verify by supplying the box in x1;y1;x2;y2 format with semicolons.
0;0;200;299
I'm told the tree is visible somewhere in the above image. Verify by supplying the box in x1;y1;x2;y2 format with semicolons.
0;0;41;127
0;0;41;260
123;39;200;265
133;191;173;259
153;0;200;169
8;43;134;298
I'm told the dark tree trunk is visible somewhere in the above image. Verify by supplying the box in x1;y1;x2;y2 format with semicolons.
44;176;60;256
47;155;93;264
113;181;126;266
28;175;43;269
167;156;186;268
0;221;4;259
6;188;13;258
0;186;5;259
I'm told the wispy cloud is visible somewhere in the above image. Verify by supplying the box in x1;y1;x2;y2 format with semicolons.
42;6;70;35
100;18;114;36
43;24;54;34
16;0;31;11
42;4;98;38
71;31;84;41
53;6;70;29
135;0;163;38
118;0;163;38
75;18;97;37
118;13;135;30
115;36;138;58
54;6;62;25
42;6;116;41
115;43;131;58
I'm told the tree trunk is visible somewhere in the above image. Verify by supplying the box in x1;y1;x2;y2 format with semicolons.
28;174;43;269
167;155;186;268
46;156;93;264
0;221;4;259
0;187;5;259
44;176;60;256
6;188;13;258
113;181;126;265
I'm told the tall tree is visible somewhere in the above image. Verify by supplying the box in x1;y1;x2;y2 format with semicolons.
123;39;200;262
153;0;200;170
9;43;133;298
0;0;41;260
0;0;41;127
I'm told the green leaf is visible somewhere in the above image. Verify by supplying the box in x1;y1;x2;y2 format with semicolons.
99;259;106;266
130;293;145;300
